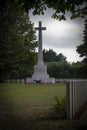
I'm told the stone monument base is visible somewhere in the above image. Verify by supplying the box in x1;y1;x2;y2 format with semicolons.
26;77;55;84
26;63;55;84
26;64;55;83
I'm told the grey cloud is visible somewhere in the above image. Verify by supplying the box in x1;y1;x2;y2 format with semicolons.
30;9;85;62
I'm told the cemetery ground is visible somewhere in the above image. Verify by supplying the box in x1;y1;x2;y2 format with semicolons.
0;83;87;130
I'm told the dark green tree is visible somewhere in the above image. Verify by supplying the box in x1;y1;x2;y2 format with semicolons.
0;0;87;20
48;61;87;79
43;49;67;62
56;53;67;62
71;62;87;78
76;19;87;78
43;49;57;62
47;62;72;79
17;13;38;79
0;3;37;82
77;19;87;63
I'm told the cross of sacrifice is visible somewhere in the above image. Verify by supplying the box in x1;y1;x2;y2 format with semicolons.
35;21;46;64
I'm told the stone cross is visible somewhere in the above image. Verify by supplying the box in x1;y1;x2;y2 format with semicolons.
35;21;46;64
26;21;55;83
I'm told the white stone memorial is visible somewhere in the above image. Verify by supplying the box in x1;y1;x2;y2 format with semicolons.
26;21;55;84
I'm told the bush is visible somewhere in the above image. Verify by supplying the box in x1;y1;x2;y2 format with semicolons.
54;96;67;113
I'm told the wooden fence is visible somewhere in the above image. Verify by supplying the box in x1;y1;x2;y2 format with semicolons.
66;80;87;119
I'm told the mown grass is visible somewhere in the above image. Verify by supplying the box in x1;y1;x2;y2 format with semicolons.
0;83;66;118
0;83;87;130
0;83;67;129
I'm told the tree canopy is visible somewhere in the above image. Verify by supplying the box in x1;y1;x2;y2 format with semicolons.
43;49;67;62
0;3;38;82
0;0;87;20
76;19;87;64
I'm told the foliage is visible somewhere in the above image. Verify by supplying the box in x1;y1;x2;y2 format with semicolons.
72;62;87;78
76;19;87;78
47;62;72;78
47;61;87;79
43;48;87;79
77;19;87;64
0;3;37;82
54;95;66;115
43;49;67;62
43;49;87;79
0;0;87;20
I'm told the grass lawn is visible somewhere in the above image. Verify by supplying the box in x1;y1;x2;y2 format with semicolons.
0;83;66;118
0;83;87;130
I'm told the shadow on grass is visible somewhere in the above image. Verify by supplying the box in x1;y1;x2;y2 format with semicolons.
0;101;66;130
0;103;87;130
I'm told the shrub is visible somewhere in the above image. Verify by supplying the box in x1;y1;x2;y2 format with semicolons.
54;96;67;113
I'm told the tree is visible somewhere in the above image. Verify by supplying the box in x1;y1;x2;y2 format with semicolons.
43;49;67;62
47;62;72;79
17;13;38;78
43;49;57;62
0;0;87;20
47;61;87;79
72;62;87;78
0;3;37;82
76;19;87;78
56;53;67;62
76;19;87;64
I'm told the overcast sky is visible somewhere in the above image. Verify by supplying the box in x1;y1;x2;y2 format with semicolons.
29;9;85;63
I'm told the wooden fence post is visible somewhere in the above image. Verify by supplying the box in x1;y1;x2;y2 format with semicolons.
66;80;87;119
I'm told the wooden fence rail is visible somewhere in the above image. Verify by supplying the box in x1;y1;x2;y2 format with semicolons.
66;80;87;119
